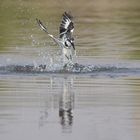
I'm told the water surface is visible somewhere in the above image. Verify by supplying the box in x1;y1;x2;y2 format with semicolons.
0;0;140;140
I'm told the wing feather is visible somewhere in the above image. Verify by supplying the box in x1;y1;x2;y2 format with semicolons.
59;12;74;39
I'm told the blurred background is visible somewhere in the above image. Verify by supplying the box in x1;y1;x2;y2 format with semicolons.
0;0;140;63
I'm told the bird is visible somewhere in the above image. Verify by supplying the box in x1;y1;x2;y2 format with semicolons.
36;12;75;66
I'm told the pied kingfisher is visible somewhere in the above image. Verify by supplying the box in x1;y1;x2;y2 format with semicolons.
36;12;75;66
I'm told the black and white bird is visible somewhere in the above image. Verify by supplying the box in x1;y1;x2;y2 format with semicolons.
36;12;75;65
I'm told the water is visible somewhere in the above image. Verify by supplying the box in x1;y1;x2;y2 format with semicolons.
0;0;140;140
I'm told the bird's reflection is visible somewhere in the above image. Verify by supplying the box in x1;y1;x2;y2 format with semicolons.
59;77;74;132
39;76;74;132
39;102;48;127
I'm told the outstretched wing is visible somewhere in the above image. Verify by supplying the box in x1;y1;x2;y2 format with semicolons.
59;12;74;39
36;18;49;34
36;18;63;47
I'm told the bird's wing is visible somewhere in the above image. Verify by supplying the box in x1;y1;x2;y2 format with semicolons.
36;18;49;33
59;12;74;39
36;18;64;47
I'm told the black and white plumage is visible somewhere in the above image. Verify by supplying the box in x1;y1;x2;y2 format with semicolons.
60;12;75;50
36;12;75;65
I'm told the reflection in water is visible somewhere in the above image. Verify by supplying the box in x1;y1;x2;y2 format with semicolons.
38;76;74;132
59;78;74;132
0;75;140;140
39;102;48;128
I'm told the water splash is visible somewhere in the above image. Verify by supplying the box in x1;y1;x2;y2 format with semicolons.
0;62;140;77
